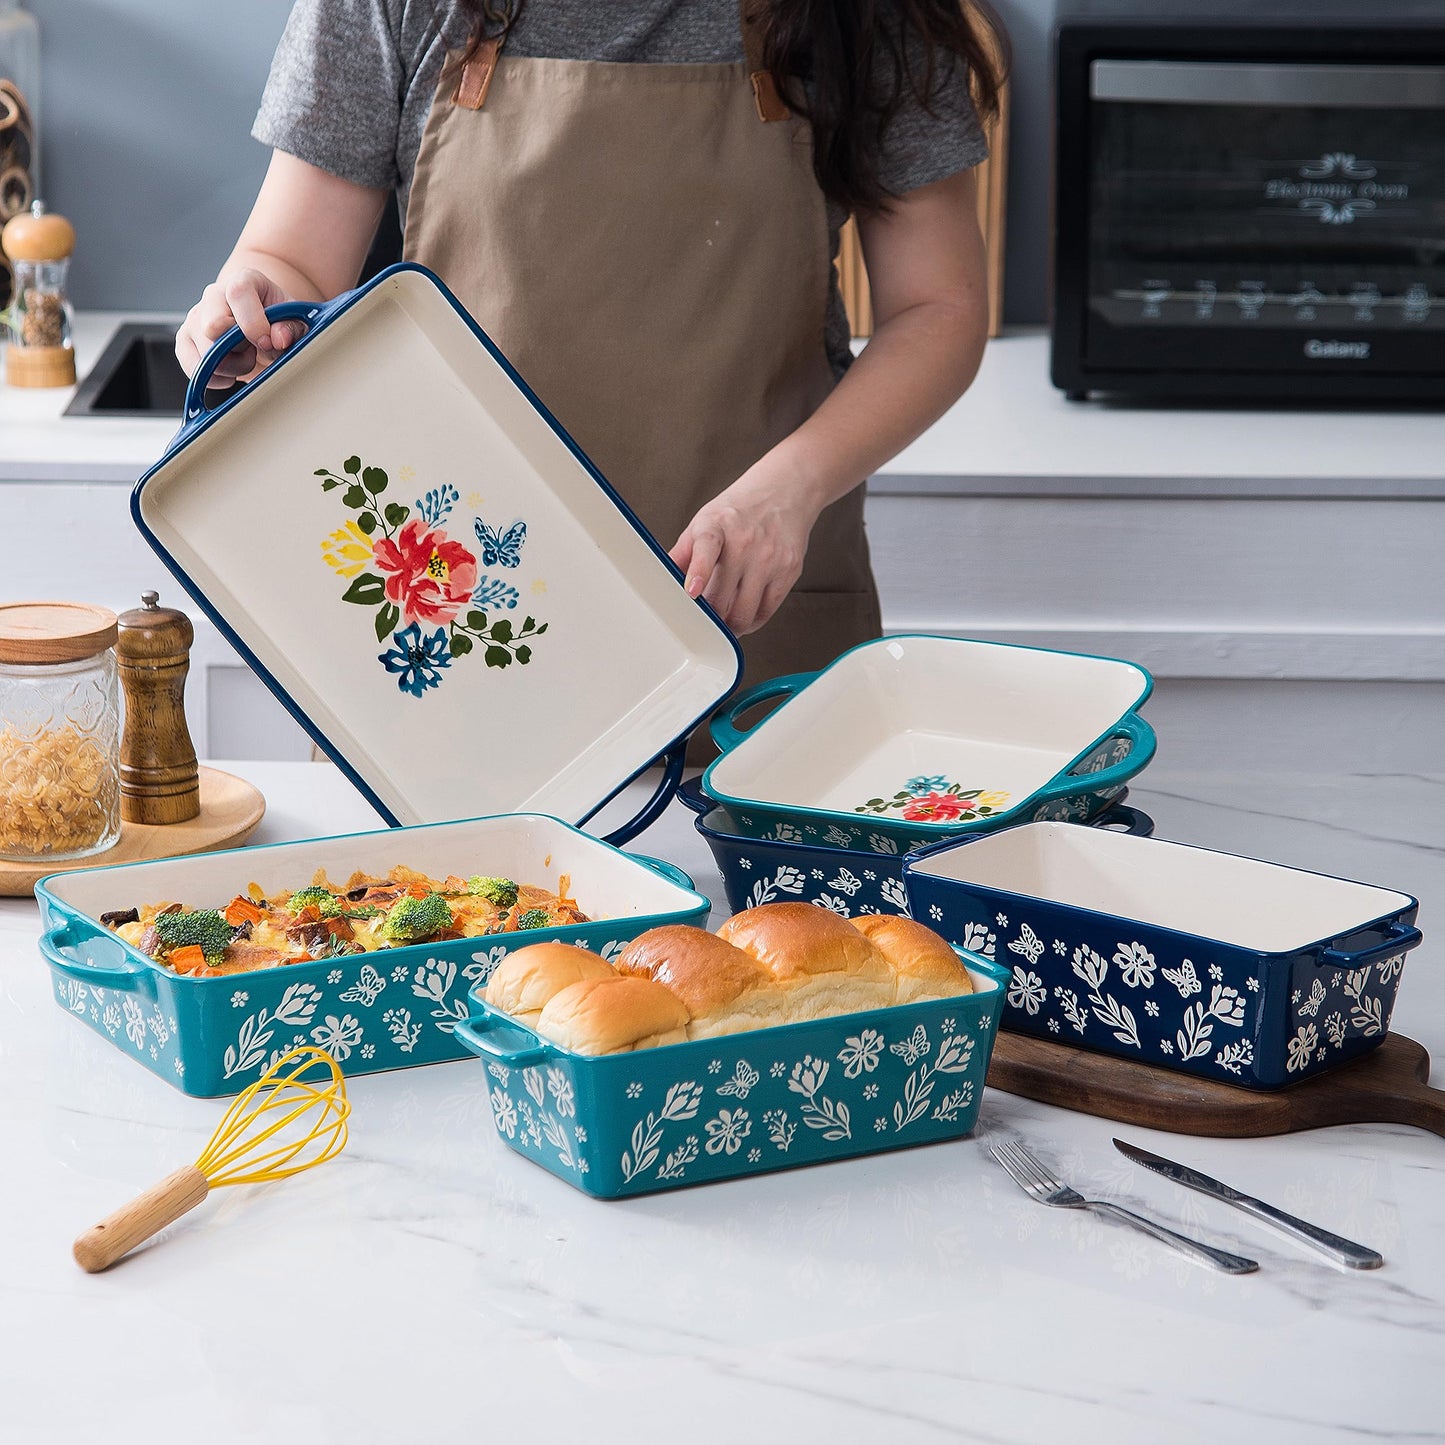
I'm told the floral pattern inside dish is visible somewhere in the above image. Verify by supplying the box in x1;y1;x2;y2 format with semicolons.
317;453;550;696
854;775;1011;824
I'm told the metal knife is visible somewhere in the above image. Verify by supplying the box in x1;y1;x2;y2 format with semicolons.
1113;1138;1384;1270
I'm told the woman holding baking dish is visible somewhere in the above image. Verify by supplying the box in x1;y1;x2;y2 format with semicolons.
177;0;1001;696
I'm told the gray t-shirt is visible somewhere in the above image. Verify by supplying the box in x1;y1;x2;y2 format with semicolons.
253;0;988;376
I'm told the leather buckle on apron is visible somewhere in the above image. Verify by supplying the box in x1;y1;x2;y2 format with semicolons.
453;35;504;111
749;70;789;124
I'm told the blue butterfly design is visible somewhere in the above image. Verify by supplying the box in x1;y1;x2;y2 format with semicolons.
474;517;527;569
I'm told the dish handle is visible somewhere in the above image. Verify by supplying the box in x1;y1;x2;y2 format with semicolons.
179;299;334;432
675;776;711;816
454;1013;555;1069
708;671;816;754
588;741;686;848
38;920;159;1000
1091;802;1155;837
625;853;696;891
1035;713;1157;804
1318;921;1423;970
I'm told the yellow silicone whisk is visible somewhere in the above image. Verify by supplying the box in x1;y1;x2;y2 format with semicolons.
73;1046;350;1272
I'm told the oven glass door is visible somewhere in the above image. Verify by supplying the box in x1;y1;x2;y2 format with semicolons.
1085;59;1445;375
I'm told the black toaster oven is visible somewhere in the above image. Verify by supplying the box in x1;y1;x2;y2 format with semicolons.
1052;22;1445;403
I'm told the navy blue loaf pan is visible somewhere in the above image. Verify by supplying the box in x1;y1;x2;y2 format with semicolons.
902;822;1422;1090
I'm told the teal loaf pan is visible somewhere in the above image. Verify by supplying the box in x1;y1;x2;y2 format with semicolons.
457;949;1008;1198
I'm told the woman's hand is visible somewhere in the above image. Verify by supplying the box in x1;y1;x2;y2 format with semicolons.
673;170;988;637
670;457;827;635
175;268;307;386
174;151;388;385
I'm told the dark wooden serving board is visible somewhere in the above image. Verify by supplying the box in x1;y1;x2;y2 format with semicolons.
986;1032;1445;1139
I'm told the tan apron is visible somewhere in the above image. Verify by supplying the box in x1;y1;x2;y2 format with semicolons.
403;5;881;744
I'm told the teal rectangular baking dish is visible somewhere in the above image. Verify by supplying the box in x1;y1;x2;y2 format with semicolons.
456;949;1008;1197
700;636;1155;852
36;813;708;1097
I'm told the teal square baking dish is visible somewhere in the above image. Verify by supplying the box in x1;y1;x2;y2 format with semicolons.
455;949;1008;1197
700;635;1155;852
36;813;708;1097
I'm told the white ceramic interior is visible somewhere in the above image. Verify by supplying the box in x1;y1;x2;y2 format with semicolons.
708;637;1149;817
42;814;703;931
910;822;1414;954
137;268;738;827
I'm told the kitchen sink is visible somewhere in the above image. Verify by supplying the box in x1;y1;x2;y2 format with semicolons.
64;322;191;417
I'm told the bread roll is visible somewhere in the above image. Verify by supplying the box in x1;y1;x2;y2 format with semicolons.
716;902;896;1022
483;942;616;1028
535;974;689;1055
848;913;974;1003
614;925;781;1039
483;903;976;1057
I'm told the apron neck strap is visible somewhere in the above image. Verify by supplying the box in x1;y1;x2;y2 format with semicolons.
453;6;790;122
739;1;789;122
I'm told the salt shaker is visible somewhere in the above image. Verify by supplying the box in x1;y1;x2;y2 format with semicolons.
0;601;121;861
1;198;75;387
116;592;200;825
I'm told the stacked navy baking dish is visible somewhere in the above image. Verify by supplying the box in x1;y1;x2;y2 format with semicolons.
687;634;1423;1093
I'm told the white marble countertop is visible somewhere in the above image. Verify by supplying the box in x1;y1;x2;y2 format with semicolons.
6;317;1444;494
2;763;1442;1444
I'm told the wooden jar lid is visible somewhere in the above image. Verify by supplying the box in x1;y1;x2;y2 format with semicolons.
1;202;74;263
0;602;119;665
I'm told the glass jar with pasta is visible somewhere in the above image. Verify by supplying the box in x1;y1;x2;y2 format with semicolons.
0;602;121;861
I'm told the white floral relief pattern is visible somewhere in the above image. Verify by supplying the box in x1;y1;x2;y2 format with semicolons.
411;956;469;1033
474;984;1002;1192
620;1081;704;1182
747;865;807;909
222;981;321;1080
967;904;1410;1083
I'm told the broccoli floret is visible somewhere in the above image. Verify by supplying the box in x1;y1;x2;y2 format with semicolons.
319;896;381;920
467;876;518;909
514;908;550;932
383;893;453;942
152;908;236;961
287;886;335;912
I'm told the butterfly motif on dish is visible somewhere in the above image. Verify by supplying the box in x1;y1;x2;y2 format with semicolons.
890;1024;931;1066
1007;923;1045;966
1298;977;1327;1018
474;517;528;569
339;963;387;1007
1161;958;1201;998
716;1060;760;1100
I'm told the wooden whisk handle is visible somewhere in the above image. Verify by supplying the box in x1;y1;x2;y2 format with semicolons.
73;1164;210;1273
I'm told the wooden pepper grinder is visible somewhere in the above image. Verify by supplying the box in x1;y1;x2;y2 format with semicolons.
116;592;200;824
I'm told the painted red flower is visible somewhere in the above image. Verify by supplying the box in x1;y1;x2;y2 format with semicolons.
371;518;478;626
901;791;973;823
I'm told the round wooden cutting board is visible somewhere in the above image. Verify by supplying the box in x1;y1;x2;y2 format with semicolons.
0;766;265;895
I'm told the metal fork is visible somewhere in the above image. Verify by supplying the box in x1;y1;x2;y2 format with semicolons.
990;1138;1260;1275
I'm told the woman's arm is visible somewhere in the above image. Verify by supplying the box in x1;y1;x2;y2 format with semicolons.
671;167;989;635
175;150;387;384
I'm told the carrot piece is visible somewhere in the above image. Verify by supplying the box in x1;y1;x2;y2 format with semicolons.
170;945;207;975
224;896;265;927
407;883;430;899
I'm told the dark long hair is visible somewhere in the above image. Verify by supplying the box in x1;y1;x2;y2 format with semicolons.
455;1;1008;213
